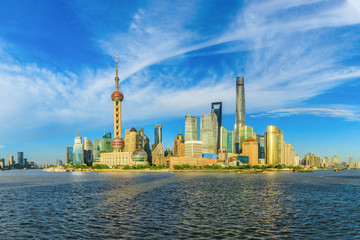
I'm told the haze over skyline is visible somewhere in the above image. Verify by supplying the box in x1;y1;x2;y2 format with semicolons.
1;0;360;164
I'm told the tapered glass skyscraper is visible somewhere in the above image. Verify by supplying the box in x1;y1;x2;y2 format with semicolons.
234;77;245;153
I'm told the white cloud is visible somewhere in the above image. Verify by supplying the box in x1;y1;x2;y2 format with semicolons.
0;145;5;149
252;107;360;122
1;0;360;143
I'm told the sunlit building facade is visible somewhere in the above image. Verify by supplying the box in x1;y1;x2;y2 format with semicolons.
331;155;340;167
173;134;185;157
242;138;259;165
239;126;256;153
200;110;218;155
234;77;245;154
265;126;284;166
184;140;203;158
154;124;162;148
8;155;14;168
220;126;233;153
152;142;165;165
73;131;84;165
185;115;197;142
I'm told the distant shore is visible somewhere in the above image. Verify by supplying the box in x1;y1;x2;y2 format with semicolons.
43;167;327;173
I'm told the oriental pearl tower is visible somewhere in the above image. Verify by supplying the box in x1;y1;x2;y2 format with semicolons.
110;55;125;152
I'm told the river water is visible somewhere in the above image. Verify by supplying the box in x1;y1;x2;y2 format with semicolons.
0;169;359;239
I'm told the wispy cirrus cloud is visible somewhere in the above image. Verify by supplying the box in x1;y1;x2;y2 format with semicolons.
1;0;360;144
252;107;360;122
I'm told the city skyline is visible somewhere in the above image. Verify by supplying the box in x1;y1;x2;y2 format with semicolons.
1;0;360;164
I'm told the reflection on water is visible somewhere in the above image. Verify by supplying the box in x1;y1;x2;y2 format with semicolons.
0;169;360;239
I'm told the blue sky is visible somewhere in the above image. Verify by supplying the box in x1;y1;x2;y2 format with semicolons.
0;0;360;165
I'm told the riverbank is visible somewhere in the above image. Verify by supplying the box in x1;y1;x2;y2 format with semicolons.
43;167;322;173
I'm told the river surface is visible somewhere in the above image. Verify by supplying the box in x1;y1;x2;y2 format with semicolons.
0;169;360;239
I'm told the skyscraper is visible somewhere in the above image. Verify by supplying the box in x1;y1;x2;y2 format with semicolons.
200;110;218;155
8;155;13;168
66;147;73;165
265;126;283;166
211;102;222;151
0;158;5;168
173;134;185;157
234;77;245;153
154;124;162;148
349;157;354;168
110;55;125;153
185;115;197;141
83;137;93;166
239;126;255;153
331;155;340;167
73;131;83;165
17;152;24;166
220;126;233;153
242;138;259;165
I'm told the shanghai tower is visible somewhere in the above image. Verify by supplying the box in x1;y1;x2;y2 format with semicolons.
234;77;245;153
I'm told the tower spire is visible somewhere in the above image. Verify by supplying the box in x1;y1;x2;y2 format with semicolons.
115;53;119;91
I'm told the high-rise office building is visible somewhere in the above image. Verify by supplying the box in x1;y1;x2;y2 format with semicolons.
211;102;222;151
73;131;84;165
349;157;354;168
8;155;13;167
242;139;259;165
220;126;233;153
17;152;24;166
152;142;165;165
256;134;265;160
185;115;197;141
322;157;330;167
285;144;292;166
331;155;339;167
0;158;4;168
24;158;28;167
66;147;73;165
239;126;256;153
154;124;162;148
200;110;218;155
83;137;93;166
184;141;203;158
173;134;185;157
265;126;284;166
234;77;245;153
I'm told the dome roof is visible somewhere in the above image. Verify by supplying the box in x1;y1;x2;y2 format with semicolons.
176;134;184;140
130;126;137;132
111;137;125;150
244;138;257;143
131;149;147;162
111;91;124;102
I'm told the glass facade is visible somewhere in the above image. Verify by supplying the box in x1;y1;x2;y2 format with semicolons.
211;102;222;151
73;133;83;165
66;147;73;165
220;126;233;153
84;150;93;166
200;111;218;155
239;126;254;153
154;125;162;148
265;126;283;166
17;152;24;166
185;115;197;141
